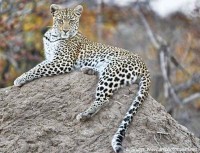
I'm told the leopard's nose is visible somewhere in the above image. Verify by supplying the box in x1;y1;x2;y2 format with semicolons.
63;29;69;34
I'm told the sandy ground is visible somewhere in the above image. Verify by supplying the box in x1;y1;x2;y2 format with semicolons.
0;71;199;153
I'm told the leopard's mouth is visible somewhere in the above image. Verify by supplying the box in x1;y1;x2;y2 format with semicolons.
63;29;69;33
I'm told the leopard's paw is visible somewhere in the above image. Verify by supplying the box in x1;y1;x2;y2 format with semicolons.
76;112;91;121
81;68;97;75
14;74;27;87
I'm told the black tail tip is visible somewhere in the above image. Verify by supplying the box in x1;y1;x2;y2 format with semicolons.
115;146;123;153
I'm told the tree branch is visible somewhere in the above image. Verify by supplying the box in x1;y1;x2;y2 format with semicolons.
136;8;160;49
183;93;200;104
174;73;200;92
135;5;199;104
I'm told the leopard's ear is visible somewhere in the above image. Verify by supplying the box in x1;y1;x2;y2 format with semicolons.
50;4;60;15
74;5;83;16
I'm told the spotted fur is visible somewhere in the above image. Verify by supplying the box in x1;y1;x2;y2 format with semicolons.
14;4;151;153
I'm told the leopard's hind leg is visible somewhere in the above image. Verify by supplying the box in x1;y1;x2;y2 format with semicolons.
76;75;118;121
76;62;122;121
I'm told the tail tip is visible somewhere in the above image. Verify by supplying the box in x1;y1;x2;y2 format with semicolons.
114;146;123;153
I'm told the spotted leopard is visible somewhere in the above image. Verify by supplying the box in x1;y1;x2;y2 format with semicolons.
14;4;151;153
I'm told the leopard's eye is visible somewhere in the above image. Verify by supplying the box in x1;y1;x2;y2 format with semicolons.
69;17;76;21
57;19;63;23
66;15;75;21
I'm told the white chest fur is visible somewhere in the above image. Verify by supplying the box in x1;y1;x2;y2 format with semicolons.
43;28;62;61
43;38;59;61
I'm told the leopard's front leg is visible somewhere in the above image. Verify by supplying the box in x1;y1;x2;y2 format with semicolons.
14;60;74;87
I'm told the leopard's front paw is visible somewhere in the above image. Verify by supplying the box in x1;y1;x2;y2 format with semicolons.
81;68;97;75
76;112;91;121
14;74;27;87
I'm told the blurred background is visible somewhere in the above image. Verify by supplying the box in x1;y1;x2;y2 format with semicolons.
0;0;200;137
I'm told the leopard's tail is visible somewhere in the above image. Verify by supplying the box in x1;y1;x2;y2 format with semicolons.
111;70;151;153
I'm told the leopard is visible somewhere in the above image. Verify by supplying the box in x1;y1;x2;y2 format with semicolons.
14;4;151;153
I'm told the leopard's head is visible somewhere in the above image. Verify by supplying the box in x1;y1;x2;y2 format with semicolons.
50;4;83;38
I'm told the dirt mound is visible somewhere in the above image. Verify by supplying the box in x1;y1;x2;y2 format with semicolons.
0;71;199;153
